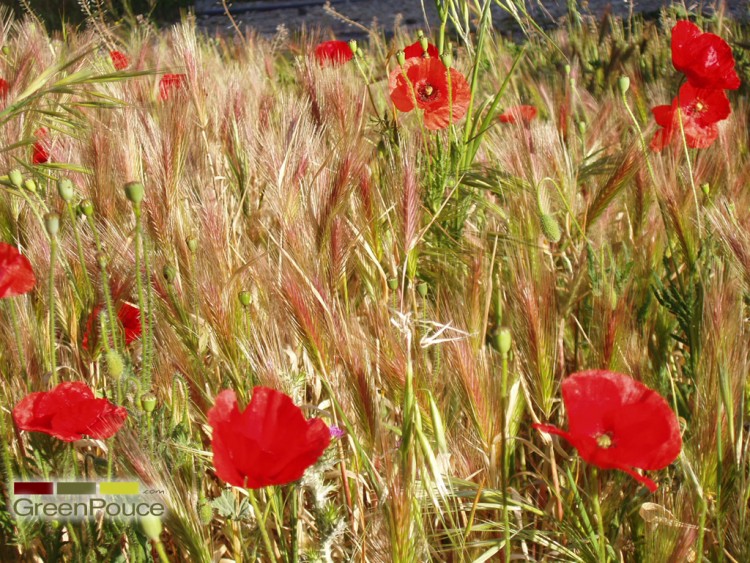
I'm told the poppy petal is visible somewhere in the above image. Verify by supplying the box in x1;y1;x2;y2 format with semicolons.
0;242;36;298
403;40;440;60
208;387;331;489
314;40;354;67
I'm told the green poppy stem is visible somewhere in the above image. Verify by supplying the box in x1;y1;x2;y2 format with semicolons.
248;488;277;563
591;467;607;562
290;483;299;563
48;231;58;386
7;298;28;383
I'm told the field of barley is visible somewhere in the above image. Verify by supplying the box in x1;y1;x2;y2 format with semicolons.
1;1;749;561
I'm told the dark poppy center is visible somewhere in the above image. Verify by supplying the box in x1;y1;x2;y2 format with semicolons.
417;82;438;102
596;433;613;448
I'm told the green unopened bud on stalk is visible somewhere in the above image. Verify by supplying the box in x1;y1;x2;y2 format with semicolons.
186;237;198;253
540;213;562;243
440;50;452;69
238;290;252;307
564;64;571;75
417;281;428;298
348;40;358;56
700;182;710;197
396;50;406;66
57;177;74;202
618;75;630;95
23;179;36;193
577;121;587;135
497;327;512;356
123;181;144;205
419;34;429;55
9;169;23;189
96;252;108;269
198;500;213;525
388;277;398;290
79;199;94;217
163;264;176;283
44;212;59;236
105;349;124;379
140;514;163;541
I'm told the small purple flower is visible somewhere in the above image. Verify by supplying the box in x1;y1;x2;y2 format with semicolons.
329;425;345;439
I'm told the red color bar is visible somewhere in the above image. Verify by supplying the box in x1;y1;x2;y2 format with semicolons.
14;482;54;495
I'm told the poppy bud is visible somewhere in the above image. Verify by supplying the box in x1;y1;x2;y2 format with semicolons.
540;213;562;243
198;500;213;525
124;181;145;205
57;178;74;202
23;179;36;193
45;212;59;237
440;51;452;69
238;290;252;307
105;349;124;379
388;277;398;290
9;169;23;188
140;515;163;541
577;121;586;135
186;237;198;253
417;281;428;297
564;64;571;75
618;75;630;95
396;50;406;66
419;35;430;56
496;327;511;355
163;264;176;283
79;199;94;217
142;394;157;413
348;40;358;57
700;182;710;197
96;252;108;269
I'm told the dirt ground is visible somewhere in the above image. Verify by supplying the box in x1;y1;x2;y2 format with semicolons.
193;0;744;38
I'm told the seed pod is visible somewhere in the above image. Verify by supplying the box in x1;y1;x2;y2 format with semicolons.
238;290;252;307
57;178;74;202
45;212;59;236
79;199;94;217
124;181;145;205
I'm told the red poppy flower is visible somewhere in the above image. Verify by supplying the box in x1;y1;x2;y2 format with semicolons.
389;57;471;130
314;40;354;67
82;302;142;350
110;50;129;71
0;78;9;99
13;381;127;442
403;40;440;60
32;127;50;164
208;387;331;489
671;20;740;90
499;104;538;124
533;370;681;492
650;82;730;151
159;73;187;101
0;242;36;298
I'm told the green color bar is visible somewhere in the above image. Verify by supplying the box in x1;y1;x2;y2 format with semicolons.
100;482;139;495
57;482;96;495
